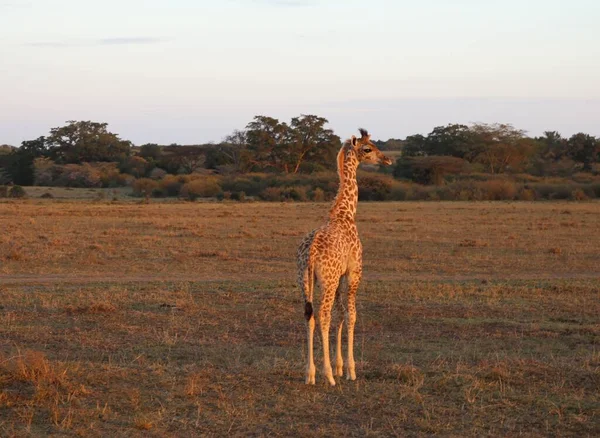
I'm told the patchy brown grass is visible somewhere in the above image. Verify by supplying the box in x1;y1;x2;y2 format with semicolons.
0;199;599;435
1;200;599;281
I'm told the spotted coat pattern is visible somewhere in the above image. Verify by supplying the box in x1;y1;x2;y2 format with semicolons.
297;130;392;385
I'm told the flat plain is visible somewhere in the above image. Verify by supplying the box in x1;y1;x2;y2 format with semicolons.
1;199;599;436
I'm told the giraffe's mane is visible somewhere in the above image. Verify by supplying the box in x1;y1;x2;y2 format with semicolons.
337;139;354;185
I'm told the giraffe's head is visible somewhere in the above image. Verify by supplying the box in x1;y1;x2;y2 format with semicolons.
351;129;393;166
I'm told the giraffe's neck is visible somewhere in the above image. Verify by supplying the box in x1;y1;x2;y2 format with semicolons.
329;144;359;222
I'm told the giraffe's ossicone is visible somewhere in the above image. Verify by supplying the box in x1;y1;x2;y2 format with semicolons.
297;129;393;385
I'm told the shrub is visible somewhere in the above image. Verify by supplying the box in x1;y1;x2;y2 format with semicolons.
96;162;132;187
389;181;413;201
149;167;167;180
518;188;536;201
571;189;588;201
0;186;8;198
259;187;283;201
119;156;149;178
548;186;572;200
221;174;268;197
479;180;517;200
180;177;221;200
358;173;394;201
590;182;600;198
158;174;190;197
8;185;27;198
63;164;104;188
231;191;246;202
394;156;469;185
35;161;108;188
132;178;158;197
287;186;309;201
40;192;54;199
311;187;326;202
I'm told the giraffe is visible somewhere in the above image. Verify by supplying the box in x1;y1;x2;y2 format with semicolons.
297;128;392;385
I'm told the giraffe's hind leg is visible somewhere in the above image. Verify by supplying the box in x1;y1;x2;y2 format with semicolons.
305;313;316;385
318;280;338;386
334;276;347;377
345;267;361;381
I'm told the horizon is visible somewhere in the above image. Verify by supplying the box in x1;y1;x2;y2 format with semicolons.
2;0;599;145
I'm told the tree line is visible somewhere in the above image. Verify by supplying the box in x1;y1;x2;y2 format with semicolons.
1;116;599;187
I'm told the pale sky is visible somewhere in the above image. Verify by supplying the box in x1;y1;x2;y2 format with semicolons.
1;0;599;145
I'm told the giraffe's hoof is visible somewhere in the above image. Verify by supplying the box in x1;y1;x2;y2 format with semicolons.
327;377;336;386
346;366;356;381
335;365;344;377
305;367;316;385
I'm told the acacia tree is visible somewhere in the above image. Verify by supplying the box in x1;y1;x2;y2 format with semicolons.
470;123;535;173
288;115;340;173
566;133;599;171
245;116;291;172
536;131;566;160
159;145;208;174
426;124;477;159
47;121;131;163
394;156;469;184
402;134;428;157
139;143;162;161
205;130;251;172
6;137;49;185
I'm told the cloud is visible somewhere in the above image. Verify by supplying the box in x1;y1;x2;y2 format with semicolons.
233;0;317;7
98;37;167;45
0;1;31;7
266;0;316;6
25;37;169;48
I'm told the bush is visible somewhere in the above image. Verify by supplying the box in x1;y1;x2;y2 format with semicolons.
119;156;149;178
394;156;469;185
221;174;268;197
61;164;103;188
259;187;284;201
230;191;246;201
158;175;190;197
180;177;221;200
287;186;309;201
0;186;8;198
34;159;122;188
40;192;54;199
132;178;158;197
518;188;536;201
357;173;394;200
571;189;588;201
479;180;518;201
311;187;326;202
149;167;167;180
389;181;414;201
9;185;27;198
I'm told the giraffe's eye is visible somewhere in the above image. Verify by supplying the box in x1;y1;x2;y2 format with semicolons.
364;148;372;153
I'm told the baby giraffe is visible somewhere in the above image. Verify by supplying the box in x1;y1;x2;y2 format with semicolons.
297;129;392;385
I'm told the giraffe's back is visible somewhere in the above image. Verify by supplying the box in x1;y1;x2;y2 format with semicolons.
297;219;362;286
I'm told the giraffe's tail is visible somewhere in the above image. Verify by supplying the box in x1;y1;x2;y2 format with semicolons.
303;259;315;321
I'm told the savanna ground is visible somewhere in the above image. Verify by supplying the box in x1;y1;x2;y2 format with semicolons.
0;197;599;436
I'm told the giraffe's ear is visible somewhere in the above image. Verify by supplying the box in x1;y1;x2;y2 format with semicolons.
351;135;357;147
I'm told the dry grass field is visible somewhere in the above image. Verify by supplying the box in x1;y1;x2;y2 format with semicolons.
1;199;599;436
